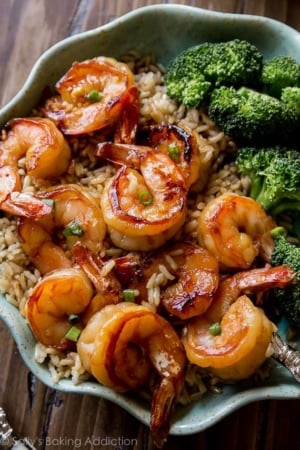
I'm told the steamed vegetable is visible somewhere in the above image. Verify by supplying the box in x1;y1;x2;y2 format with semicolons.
165;39;263;107
236;146;300;215
271;228;300;329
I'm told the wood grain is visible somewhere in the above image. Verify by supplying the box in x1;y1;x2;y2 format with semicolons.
0;1;300;449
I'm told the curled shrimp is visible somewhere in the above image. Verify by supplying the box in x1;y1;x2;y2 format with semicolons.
206;264;295;324
183;295;275;381
182;265;294;380
137;123;201;187
97;142;187;250
77;302;186;448
17;184;106;274
0;117;71;217
43;56;138;137
25;267;94;350
198;193;276;270
125;242;219;319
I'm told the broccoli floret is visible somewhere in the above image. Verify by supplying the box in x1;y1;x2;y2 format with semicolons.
236;146;282;199
236;146;300;215
261;56;300;98
271;231;300;328
165;39;263;107
208;86;283;145
281;86;300;115
280;86;300;146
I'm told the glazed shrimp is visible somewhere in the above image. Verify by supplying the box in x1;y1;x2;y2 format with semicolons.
77;302;186;448
17;184;106;274
205;264;295;323
43;56;138;137
0;117;71;217
182;265;294;380
198;193;276;270
137;123;201;187
125;242;219;319
97;142;187;250
25;267;94;349
183;295;275;381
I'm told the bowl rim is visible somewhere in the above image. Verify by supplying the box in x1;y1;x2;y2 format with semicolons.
1;3;300;121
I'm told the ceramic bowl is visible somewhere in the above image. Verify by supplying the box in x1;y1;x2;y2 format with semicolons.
0;4;300;435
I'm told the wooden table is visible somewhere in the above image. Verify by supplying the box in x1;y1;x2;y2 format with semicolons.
0;1;300;449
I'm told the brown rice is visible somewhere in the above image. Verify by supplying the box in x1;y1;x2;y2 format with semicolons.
0;53;249;391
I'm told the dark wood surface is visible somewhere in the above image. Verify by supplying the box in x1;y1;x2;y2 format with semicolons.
1;1;300;449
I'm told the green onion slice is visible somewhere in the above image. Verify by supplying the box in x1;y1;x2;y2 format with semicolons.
168;143;181;161
138;190;153;206
65;325;81;342
123;289;136;302
208;322;222;336
63;220;84;237
86;89;102;103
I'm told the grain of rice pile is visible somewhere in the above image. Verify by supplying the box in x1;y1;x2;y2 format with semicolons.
0;53;249;395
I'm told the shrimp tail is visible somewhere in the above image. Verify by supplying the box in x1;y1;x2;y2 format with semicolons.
150;378;182;449
114;86;139;144
95;141;150;167
1;192;52;219
72;242;105;291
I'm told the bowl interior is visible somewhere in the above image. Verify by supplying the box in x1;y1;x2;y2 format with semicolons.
0;4;300;435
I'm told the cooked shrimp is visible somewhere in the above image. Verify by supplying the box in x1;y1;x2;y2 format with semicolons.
137;123;201;187
97;142;187;250
72;243;122;324
43;56;138;137
125;242;219;319
206;264;295;323
25;267;94;349
0;117;71;217
77;302;186;448
183;295;275;380
1;191;53;219
182;265;294;380
17;184;106;274
198;193;276;270
113;85;139;144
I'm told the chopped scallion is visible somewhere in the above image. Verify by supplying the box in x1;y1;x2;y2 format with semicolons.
65;325;81;342
63;220;84;237
123;289;135;302
208;322;222;336
86;89;102;103
168;143;181;161
138;190;153;206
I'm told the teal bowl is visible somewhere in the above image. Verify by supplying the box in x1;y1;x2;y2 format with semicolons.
0;4;299;435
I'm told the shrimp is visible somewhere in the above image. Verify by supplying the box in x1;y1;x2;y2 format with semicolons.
206;264;295;323
183;295;275;381
137;123;201;187
77;302;186;448
182;265;295;380
43;56;138;138
97;142;187;250
72;243;123;325
25;267;94;350
17;184;106;274
0;117;71;217
125;242;219;319
198;193;276;270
